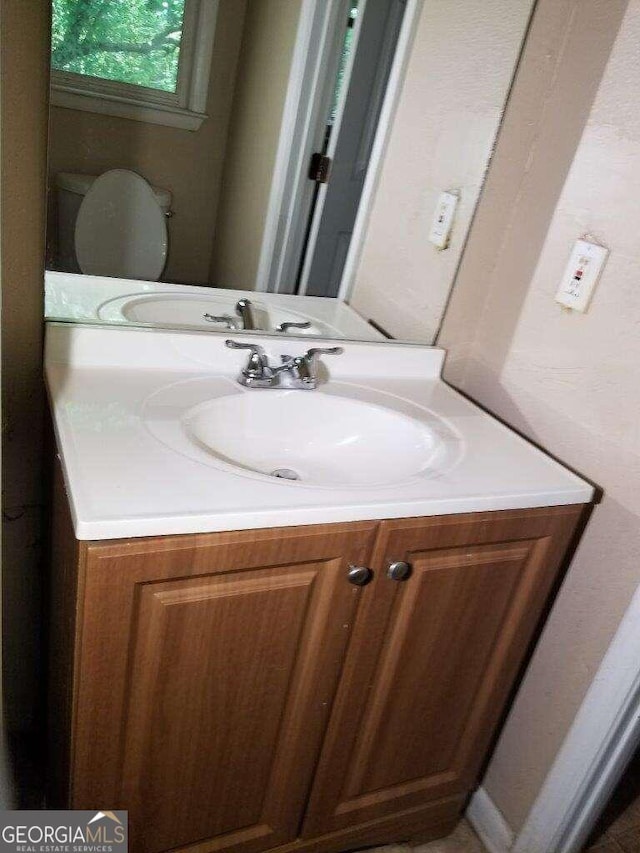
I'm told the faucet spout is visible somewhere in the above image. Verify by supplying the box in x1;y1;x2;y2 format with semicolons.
235;298;257;331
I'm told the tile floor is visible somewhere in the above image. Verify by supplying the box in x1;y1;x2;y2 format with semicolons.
368;820;485;853
585;799;640;852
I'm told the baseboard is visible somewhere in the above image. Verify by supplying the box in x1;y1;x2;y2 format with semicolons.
466;787;514;853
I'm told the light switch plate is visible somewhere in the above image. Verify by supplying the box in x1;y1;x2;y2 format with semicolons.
555;239;609;312
428;191;459;249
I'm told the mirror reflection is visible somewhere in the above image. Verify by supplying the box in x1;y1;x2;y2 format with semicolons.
45;0;536;343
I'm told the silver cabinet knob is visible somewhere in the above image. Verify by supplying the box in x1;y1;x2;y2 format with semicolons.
387;560;412;581
347;565;373;586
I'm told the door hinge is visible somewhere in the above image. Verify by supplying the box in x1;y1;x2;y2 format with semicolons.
309;152;332;184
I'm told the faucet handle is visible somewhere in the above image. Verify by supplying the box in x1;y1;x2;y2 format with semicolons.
225;338;265;353
276;320;312;333
204;313;238;329
292;346;344;385
305;346;344;364
225;339;269;379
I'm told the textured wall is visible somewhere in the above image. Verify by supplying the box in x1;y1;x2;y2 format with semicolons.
209;0;302;290
1;0;50;730
349;0;535;342
47;0;247;285
439;0;633;831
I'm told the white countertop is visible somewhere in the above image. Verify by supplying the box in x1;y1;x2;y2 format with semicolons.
45;323;594;540
44;270;384;342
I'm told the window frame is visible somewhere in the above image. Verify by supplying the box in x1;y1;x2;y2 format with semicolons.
50;0;219;131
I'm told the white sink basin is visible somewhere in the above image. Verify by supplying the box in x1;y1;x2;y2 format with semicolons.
144;380;461;489
185;392;442;487
97;293;341;336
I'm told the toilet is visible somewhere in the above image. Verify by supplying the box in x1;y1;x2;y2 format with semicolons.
55;169;172;281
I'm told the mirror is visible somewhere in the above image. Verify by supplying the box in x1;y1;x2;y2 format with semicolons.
44;0;537;344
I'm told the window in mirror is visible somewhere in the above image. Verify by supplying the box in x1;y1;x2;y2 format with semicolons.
328;4;359;124
50;0;218;130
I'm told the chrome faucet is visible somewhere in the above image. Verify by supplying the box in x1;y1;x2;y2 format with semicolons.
205;300;259;331
235;298;257;331
205;301;314;334
226;340;343;389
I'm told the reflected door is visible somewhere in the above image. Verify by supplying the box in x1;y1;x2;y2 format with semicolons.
300;0;407;298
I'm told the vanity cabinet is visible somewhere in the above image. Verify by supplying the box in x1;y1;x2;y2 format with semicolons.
302;511;580;837
49;471;583;853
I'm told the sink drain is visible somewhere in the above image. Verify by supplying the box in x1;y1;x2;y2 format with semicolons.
270;468;301;481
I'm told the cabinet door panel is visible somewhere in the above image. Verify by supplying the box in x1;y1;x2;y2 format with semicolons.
303;507;582;836
344;541;531;798
124;567;315;852
70;522;377;853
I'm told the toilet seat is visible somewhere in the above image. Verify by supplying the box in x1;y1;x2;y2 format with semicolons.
75;169;168;280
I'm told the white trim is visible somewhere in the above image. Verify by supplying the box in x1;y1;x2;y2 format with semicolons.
256;0;350;295
466;788;515;853
296;0;368;297
337;0;423;302
50;0;218;131
259;0;423;298
188;0;219;114
511;580;640;853
50;87;207;130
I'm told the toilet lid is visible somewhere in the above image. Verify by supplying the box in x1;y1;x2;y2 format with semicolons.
75;169;168;280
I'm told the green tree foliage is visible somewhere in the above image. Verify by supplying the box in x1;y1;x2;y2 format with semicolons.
329;4;359;124
51;0;186;93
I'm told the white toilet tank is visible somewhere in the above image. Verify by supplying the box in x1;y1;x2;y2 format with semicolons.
55;171;172;278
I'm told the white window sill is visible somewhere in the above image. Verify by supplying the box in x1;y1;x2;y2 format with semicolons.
50;85;207;131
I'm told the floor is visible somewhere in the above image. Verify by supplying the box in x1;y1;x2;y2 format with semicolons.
585;747;640;852
368;821;485;853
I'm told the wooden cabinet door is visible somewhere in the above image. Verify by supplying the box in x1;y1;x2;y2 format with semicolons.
302;506;583;836
70;521;377;853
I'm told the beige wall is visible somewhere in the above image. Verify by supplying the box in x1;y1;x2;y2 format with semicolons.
209;0;302;290
47;0;247;285
349;0;535;343
439;0;634;832
1;0;50;730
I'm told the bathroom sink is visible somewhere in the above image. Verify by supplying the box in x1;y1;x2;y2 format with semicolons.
171;387;455;488
141;355;463;491
97;292;340;336
47;323;594;539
